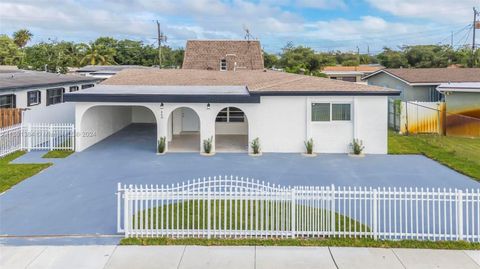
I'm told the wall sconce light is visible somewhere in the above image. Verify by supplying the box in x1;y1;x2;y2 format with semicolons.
207;103;211;109
160;102;164;109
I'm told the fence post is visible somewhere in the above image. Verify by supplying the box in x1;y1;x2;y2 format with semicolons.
291;187;296;238
123;186;130;237
330;185;335;236
457;190;464;241
49;124;53;151
71;124;75;151
20;122;24;150
372;189;378;240
207;184;211;239
27;123;32;152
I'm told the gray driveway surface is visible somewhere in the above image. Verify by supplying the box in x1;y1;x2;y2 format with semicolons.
1;124;478;242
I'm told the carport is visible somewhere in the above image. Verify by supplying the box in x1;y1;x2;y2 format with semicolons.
76;104;158;152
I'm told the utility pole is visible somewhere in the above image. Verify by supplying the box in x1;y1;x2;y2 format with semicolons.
472;7;479;66
156;21;167;69
451;31;454;48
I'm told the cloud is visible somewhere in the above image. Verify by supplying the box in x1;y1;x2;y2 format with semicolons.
366;0;475;23
0;0;465;52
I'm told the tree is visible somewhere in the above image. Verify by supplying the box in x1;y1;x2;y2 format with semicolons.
377;47;408;68
0;35;24;65
13;29;33;48
78;42;115;65
263;52;278;68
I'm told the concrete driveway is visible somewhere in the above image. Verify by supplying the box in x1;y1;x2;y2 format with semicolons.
1;124;478;243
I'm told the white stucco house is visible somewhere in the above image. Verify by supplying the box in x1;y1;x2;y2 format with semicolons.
0;69;101;123
65;68;399;154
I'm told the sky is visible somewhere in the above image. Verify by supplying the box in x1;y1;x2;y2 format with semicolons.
0;0;478;54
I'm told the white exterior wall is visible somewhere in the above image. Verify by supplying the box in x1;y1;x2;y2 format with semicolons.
74;95;388;154
2;82;97;123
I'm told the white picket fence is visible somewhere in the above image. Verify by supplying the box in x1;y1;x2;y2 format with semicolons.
117;176;480;242
0;123;75;157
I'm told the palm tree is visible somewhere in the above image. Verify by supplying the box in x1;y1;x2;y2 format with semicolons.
79;43;114;65
13;29;33;48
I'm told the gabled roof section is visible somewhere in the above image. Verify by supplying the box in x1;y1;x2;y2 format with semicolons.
102;69;399;96
182;40;264;71
0;70;101;91
363;68;480;85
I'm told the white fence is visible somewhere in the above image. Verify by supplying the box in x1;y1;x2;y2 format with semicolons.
117;176;480;242
0;123;75;157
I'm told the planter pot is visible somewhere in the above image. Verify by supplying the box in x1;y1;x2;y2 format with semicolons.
302;153;317;157
348;153;365;158
249;152;262;157
156;152;166;156
200;152;216;156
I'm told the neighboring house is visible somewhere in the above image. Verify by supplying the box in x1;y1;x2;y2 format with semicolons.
322;65;383;83
182;40;264;71
75;65;152;79
363;68;480;102
65;68;399;154
0;70;101;123
437;82;480;137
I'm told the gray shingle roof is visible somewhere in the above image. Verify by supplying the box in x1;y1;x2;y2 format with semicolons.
0;70;101;91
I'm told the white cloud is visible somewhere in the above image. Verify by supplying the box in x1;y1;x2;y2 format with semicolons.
366;0;475;23
0;0;466;52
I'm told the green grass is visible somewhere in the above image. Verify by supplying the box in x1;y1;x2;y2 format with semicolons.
120;237;480;250
0;151;52;193
131;200;369;234
42;150;74;158
388;131;480;180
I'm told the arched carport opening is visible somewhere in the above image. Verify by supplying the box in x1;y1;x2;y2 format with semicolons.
78;105;157;152
167;107;201;152
215;106;248;152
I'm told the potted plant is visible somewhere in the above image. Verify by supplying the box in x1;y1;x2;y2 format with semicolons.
157;136;166;155
201;136;215;156
250;137;262;156
303;138;316;157
349;139;365;157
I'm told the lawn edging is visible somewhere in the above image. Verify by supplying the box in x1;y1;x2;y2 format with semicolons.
42;150;74;158
120;237;480;250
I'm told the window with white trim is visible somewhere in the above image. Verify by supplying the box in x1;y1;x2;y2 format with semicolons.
0;94;15;108
216;107;245;122
27;90;41;106
81;84;94;89
311;103;351;122
46;88;64;106
220;59;227;71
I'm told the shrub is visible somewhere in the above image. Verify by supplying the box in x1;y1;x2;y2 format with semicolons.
304;138;314;154
251;137;261;154
157;137;166;153
203;136;213;154
350;139;365;155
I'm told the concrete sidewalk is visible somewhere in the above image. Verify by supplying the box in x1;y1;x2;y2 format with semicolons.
1;245;480;269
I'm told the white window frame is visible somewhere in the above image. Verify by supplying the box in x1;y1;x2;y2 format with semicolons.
216;107;245;123
311;102;352;123
27;90;41;106
220;59;227;71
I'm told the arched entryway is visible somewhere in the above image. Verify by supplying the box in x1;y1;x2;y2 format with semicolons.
214;106;248;152
78;105;157;152
167;107;201;152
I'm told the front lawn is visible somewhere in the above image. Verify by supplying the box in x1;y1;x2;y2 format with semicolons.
388;131;480;180
0;151;52;193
